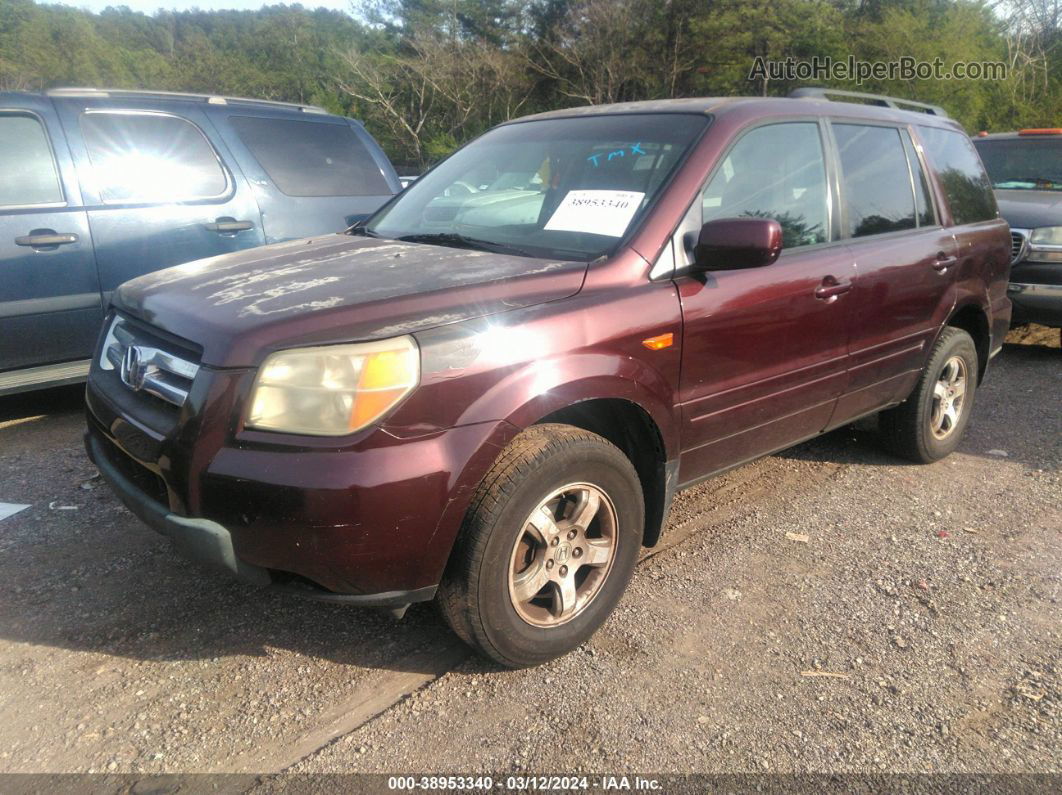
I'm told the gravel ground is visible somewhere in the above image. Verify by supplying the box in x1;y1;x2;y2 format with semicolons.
0;329;1058;776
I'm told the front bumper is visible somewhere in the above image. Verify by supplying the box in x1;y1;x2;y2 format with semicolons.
85;428;438;606
1008;282;1062;327
84;324;514;602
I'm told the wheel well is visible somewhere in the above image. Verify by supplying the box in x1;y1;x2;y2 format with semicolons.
947;304;990;383
537;399;668;548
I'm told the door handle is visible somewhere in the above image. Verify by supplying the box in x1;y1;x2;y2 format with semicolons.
15;232;79;248
814;277;852;301
932;252;958;272
203;219;254;234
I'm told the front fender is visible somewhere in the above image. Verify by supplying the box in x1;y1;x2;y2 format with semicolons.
455;352;680;460
419;354;680;586
399;281;684;581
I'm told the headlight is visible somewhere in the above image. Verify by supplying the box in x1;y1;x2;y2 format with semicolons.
1029;226;1062;246
246;336;419;436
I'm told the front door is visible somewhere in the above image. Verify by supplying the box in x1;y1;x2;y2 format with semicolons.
676;120;854;482
0;98;100;373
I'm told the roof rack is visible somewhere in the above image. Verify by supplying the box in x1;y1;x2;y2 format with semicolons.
788;87;947;118
45;87;328;114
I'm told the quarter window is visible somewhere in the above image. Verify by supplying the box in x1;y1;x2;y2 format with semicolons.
0;114;63;207
834;124;917;238
702;122;829;249
229;116;391;197
80;112;228;203
918;126;997;225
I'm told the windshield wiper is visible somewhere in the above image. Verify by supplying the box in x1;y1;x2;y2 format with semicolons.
346;224;383;238
394;232;535;257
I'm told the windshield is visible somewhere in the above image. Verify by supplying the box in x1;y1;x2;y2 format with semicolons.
973;138;1062;191
364;114;709;260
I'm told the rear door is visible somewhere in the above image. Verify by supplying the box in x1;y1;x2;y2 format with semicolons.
0;96;100;375
919;125;1010;347
676;120;853;481
207;108;399;241
54;98;265;299
829;121;958;425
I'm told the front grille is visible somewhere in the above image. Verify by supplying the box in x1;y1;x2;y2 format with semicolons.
98;316;201;408
90;418;169;507
1011;229;1030;265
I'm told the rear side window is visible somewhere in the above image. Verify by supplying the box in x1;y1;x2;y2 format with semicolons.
229;116;390;197
834;124;918;237
701;122;829;248
0;114;63;207
81;112;228;203
918;126;997;225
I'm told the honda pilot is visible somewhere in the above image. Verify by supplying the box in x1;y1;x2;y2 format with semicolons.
85;90;1011;667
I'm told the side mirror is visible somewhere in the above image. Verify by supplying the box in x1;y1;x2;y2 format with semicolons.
692;217;783;271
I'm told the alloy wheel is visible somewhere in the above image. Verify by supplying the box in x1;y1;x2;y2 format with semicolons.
506;483;618;627
930;355;968;440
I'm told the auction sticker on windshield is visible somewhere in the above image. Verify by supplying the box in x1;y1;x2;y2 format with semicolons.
544;189;645;237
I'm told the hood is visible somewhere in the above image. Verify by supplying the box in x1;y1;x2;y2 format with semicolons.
113;234;586;367
994;189;1062;230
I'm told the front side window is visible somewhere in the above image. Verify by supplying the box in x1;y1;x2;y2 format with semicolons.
918;126;997;225
230;116;392;197
834;124;918;238
0;114;63;207
80;111;228;203
701;122;829;249
366;114;709;261
973;137;1062;192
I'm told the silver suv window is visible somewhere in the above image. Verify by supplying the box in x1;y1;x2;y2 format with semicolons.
0;114;63;207
80;111;228;203
229;116;390;197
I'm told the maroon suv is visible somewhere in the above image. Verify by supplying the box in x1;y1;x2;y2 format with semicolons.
85;94;1010;667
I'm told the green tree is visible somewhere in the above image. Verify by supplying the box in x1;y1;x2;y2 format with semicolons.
0;0;1056;163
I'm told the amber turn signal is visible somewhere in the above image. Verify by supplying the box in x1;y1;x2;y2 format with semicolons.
642;332;674;350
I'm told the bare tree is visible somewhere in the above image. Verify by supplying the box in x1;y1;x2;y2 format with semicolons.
528;0;652;106
992;0;1059;103
404;32;533;133
337;48;437;165
337;25;532;166
0;58;35;92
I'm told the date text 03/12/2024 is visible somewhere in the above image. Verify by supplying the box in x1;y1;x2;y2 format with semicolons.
386;775;663;791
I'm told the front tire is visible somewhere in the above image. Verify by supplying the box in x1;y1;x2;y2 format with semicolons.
437;424;643;668
879;327;978;463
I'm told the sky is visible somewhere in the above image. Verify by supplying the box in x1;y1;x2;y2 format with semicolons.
47;0;356;13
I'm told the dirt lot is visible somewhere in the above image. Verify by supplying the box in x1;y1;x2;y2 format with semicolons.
0;329;1058;777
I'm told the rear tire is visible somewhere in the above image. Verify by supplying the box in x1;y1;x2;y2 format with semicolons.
437;424;643;668
879;327;978;463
